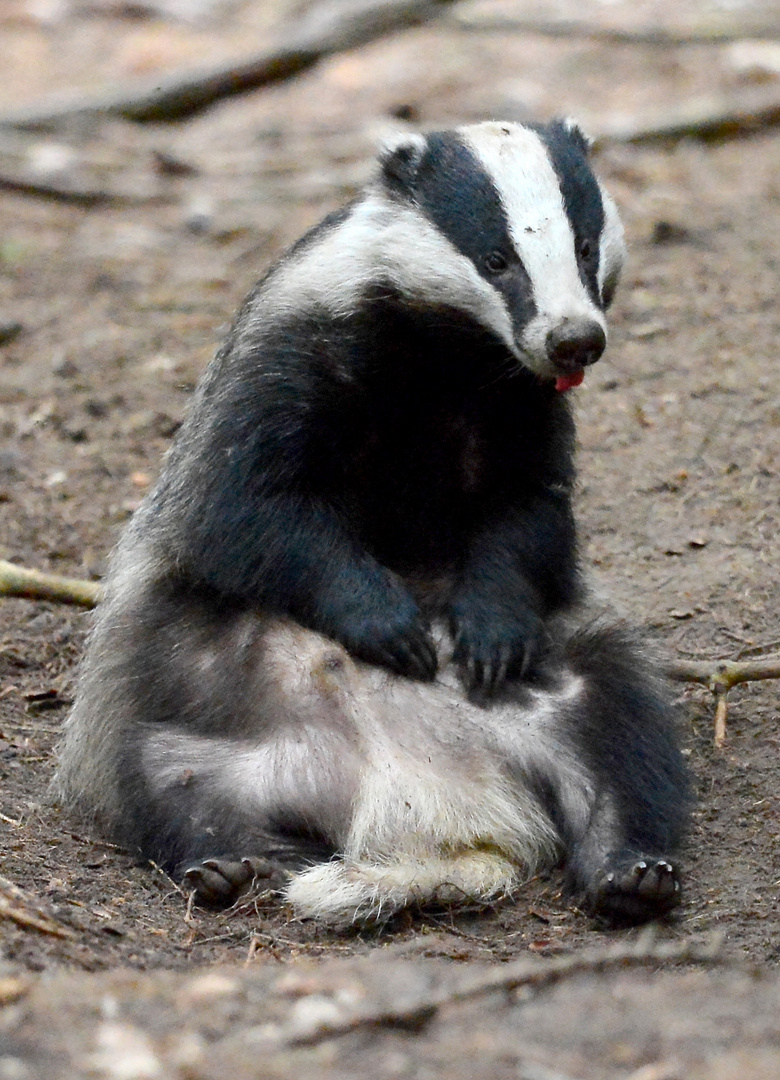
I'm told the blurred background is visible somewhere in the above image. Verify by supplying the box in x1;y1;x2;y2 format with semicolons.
2;0;780;243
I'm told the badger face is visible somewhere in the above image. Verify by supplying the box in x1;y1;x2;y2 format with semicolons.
378;120;625;383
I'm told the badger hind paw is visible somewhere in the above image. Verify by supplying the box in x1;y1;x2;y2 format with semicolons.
182;856;291;907
587;855;681;925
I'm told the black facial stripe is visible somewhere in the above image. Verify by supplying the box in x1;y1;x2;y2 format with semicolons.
415;132;515;275
533;121;606;306
414;131;535;332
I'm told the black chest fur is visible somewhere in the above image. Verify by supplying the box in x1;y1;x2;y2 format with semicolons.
311;296;575;575
159;289;577;615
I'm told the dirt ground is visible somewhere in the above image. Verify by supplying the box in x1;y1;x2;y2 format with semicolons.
1;0;780;1075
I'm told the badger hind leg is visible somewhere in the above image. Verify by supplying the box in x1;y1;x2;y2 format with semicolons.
552;621;691;923
286;848;521;925
60;566;367;898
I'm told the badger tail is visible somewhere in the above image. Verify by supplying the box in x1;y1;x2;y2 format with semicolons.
284;849;521;924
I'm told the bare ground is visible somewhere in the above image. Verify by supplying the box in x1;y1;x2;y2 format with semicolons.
1;0;780;1075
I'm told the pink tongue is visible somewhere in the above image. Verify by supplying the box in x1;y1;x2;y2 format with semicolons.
555;370;585;392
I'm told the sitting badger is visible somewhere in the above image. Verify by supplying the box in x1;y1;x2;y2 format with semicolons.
57;120;690;925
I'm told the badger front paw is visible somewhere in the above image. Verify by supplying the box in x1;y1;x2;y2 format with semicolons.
450;599;543;701
182;856;290;907
335;597;438;682
587;854;681;925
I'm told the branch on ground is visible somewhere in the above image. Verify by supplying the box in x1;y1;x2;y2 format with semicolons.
0;0;458;131
449;13;780;45
0;559;101;607
0;1;777;151
0;875;75;940
670;656;780;747
0;174;138;205
284;931;723;1047
669;657;780;692
594;87;780;145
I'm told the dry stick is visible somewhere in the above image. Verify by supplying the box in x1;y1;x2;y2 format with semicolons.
0;559;101;607
0;875;75;940
0;128;156;205
0;175;148;206
669;657;780;748
0;0;458;131
594;86;780;145
284;932;724;1047
448;14;780;45
452;12;780;146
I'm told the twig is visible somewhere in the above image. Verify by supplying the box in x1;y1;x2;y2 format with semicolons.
0;559;101;607
594;87;780;146
0;0;458;131
669;657;780;691
0;174;140;206
284;932;723;1047
184;890;198;928
669;656;780;748
0;875;75;940
737;637;780;659
0;127;157;205
448;13;780;45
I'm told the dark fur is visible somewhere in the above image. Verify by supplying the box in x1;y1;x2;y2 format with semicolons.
154;291;579;691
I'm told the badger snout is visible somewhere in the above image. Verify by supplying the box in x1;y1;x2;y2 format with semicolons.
546;318;606;372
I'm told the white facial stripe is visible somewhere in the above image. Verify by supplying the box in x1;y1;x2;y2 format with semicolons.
460;122;607;374
378;203;516;348
247;193;515;352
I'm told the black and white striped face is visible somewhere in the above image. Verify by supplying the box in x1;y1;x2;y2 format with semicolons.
378;120;625;383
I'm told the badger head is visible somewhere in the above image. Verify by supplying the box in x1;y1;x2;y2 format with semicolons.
377;120;626;387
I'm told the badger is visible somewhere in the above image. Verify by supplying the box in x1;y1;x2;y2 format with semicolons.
57;120;690;926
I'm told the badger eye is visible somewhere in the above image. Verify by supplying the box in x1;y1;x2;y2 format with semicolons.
579;239;593;261
483;250;508;274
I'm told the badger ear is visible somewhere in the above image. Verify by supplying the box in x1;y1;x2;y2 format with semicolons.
558;117;595;156
378;131;427;192
598;189;626;309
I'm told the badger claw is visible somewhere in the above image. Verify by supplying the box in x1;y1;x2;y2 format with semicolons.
182;856;290;907
588;854;681;924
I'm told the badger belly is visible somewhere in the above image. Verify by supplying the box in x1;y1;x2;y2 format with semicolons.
59;579;687;926
130;616;569;921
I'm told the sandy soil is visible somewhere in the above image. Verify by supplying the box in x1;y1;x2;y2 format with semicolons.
0;0;779;1075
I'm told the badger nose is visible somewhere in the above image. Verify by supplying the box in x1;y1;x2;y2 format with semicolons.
546;319;606;371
